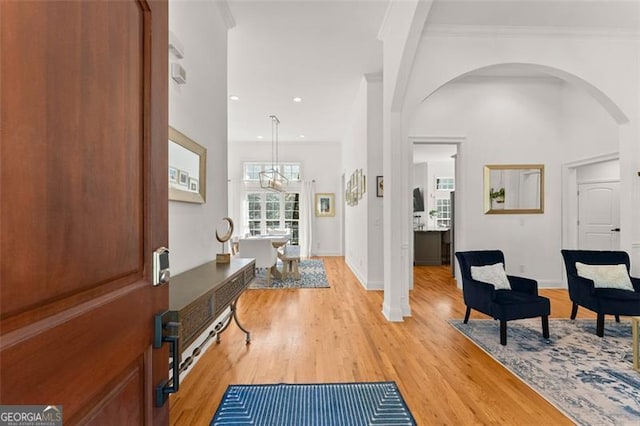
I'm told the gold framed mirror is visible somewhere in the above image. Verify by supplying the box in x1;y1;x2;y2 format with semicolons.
483;164;544;214
169;126;207;203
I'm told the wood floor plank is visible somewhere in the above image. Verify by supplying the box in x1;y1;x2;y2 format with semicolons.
170;257;590;425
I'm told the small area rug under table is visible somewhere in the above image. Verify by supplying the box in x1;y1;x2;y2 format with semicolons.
449;318;640;426
210;381;416;425
249;258;329;289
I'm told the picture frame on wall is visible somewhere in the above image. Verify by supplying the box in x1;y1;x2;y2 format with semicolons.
376;176;383;197
178;169;189;187
169;166;178;184
315;193;335;217
188;177;199;192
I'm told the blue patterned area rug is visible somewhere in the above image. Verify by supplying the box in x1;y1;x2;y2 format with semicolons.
450;318;640;425
248;259;329;289
210;382;416;425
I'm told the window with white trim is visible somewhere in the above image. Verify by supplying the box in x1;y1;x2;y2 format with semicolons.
243;162;301;182
435;198;451;228
244;192;300;245
436;177;454;191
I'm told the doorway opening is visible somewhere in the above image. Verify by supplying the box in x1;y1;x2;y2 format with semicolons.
411;143;458;280
562;154;620;251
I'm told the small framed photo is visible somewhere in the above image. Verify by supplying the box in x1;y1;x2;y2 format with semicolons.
376;176;383;197
189;177;199;192
169;166;178;184
178;170;189;187
315;193;335;217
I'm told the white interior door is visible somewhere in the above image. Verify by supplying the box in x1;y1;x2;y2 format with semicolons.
578;181;620;250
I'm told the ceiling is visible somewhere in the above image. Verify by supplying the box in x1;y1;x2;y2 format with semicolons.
426;0;640;30
226;0;638;145
227;0;388;144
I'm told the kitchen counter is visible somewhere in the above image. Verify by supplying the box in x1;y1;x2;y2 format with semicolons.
414;229;451;265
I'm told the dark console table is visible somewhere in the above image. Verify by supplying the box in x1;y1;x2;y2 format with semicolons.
169;258;255;372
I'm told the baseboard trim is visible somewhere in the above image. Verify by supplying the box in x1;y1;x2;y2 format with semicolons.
537;279;565;289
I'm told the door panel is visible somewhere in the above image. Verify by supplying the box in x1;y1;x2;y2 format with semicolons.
1;1;169;424
578;182;620;250
1;0;144;319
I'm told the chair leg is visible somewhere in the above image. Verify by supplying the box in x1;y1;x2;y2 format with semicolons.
542;316;549;339
596;313;605;337
463;306;471;324
615;315;621;323
500;320;507;345
570;303;578;320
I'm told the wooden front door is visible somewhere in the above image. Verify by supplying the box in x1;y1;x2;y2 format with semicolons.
1;1;169;424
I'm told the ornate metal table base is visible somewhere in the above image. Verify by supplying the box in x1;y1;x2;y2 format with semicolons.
215;297;251;344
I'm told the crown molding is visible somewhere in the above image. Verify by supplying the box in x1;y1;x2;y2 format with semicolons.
562;152;619;169
410;135;466;144
424;24;640;40
215;0;236;30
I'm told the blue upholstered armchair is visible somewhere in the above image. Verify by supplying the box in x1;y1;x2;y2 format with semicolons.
561;250;640;337
455;250;550;345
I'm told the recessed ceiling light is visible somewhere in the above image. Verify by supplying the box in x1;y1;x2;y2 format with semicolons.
292;97;302;103
257;135;263;139
299;134;305;138
229;95;239;101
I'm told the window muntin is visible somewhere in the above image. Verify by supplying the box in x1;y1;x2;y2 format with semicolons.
243;162;301;182
244;192;300;245
436;198;451;228
436;177;454;191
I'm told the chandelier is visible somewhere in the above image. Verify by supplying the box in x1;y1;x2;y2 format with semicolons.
259;115;288;192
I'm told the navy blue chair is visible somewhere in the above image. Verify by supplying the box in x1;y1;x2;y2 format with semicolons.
455;250;550;345
561;250;640;337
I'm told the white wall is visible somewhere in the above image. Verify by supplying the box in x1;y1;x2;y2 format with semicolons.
403;28;640;281
559;83;620;162
343;78;369;283
342;75;384;289
169;1;230;274
227;141;342;256
366;76;384;289
409;76;620;287
576;160;620;182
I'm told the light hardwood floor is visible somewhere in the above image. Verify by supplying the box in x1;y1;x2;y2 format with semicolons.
170;257;593;425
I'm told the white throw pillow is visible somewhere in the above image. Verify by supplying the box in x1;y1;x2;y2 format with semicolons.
471;263;511;290
575;262;634;291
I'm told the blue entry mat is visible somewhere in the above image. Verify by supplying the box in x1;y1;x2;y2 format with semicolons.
210;381;416;425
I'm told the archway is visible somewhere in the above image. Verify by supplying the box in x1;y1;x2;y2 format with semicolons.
404;62;630;288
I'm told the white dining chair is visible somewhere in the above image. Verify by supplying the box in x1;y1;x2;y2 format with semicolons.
237;238;278;284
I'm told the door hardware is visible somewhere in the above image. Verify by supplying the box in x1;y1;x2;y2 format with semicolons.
154;310;180;406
